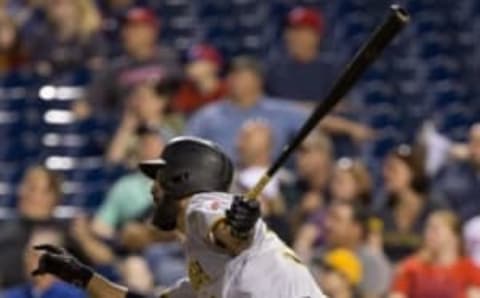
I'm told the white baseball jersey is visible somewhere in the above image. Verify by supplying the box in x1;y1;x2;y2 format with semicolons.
161;192;326;298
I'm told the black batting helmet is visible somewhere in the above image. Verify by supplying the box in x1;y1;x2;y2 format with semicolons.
139;136;234;199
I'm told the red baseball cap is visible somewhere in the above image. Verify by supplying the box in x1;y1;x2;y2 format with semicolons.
187;44;223;66
287;7;324;35
124;7;159;28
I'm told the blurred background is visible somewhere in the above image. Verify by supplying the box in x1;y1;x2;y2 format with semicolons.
1;0;480;297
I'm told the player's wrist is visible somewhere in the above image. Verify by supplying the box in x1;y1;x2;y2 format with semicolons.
71;262;94;288
226;195;261;239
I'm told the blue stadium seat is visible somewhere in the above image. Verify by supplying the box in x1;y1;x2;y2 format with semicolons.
427;57;461;81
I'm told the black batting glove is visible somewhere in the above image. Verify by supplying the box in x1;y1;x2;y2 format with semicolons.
226;195;261;239
32;244;94;288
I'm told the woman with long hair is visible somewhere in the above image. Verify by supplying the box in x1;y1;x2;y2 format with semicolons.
29;0;106;76
390;210;480;298
374;144;435;263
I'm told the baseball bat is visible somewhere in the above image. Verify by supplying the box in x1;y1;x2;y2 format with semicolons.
246;4;410;200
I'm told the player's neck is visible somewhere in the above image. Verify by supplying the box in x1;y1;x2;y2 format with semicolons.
176;197;191;234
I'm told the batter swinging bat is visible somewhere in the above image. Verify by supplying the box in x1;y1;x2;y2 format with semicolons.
246;4;410;200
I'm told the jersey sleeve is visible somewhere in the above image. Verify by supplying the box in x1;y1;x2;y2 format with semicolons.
186;194;232;240
159;278;196;298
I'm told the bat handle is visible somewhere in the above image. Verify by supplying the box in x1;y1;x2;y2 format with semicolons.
245;174;271;201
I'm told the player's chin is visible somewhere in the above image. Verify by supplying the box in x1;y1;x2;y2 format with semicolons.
151;201;179;231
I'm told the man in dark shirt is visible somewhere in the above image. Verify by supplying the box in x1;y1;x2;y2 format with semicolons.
433;123;480;221
88;8;181;114
266;6;334;102
265;7;375;151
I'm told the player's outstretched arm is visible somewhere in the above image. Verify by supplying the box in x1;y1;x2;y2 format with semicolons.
213;195;260;255
32;245;144;298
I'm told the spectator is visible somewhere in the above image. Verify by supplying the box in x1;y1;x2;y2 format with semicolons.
97;0;137;56
0;166;64;287
236;120;277;171
234;121;292;243
312;248;363;298
88;7;181;114
433;123;480;221
2;229;86;298
106;81;181;166
186;56;307;161
329;158;372;207
0;166;112;287
1;0;45;27
28;0;106;76
95;129;166;238
173;43;227;114
464;216;480;267
266;6;334;102
0;14;29;74
187;55;372;160
266;6;375;149
284;131;333;239
390;210;480;298
294;157;372;263
321;201;392;298
375;144;436;263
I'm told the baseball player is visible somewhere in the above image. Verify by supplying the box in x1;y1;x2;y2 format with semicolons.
31;137;325;298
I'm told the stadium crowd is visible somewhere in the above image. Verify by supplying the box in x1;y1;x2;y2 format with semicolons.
1;0;480;297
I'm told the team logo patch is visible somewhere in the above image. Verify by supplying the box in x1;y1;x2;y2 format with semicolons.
210;200;220;210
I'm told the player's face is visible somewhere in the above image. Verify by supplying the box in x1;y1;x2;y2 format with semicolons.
150;180;180;231
151;180;164;205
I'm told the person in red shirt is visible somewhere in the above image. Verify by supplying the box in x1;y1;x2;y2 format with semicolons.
173;43;227;114
390;210;480;298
